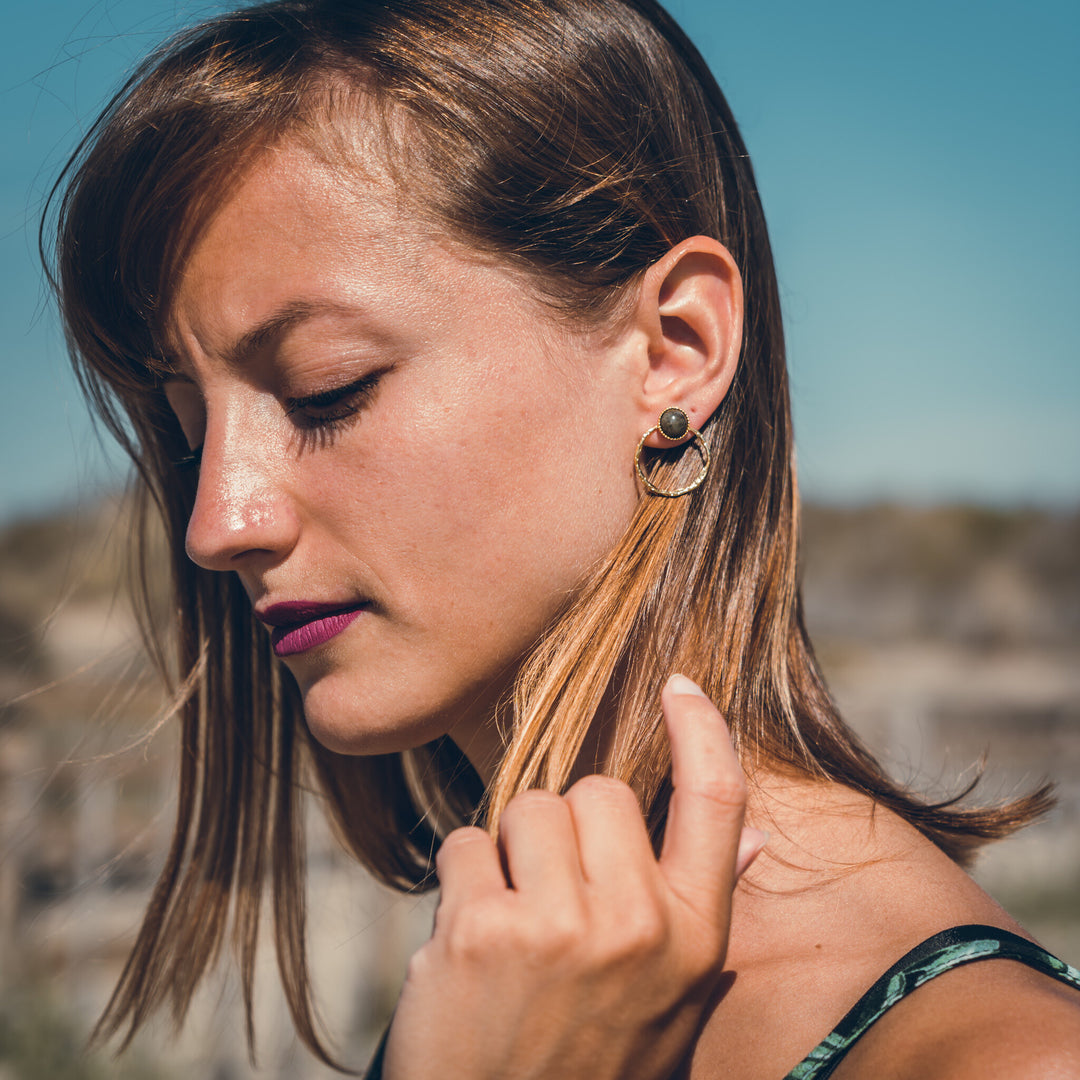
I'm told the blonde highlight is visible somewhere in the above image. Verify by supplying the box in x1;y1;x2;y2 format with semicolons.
43;0;1055;1070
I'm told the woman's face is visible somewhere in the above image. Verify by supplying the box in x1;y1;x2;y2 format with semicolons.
164;140;644;772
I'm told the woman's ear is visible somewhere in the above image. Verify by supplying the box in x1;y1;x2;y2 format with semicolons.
631;236;743;446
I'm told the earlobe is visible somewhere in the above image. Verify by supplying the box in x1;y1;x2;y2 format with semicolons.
633;236;743;447
634;406;712;497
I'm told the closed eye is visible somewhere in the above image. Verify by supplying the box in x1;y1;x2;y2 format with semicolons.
284;370;387;431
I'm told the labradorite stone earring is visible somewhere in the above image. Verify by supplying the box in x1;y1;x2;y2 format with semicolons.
658;407;690;441
634;407;711;497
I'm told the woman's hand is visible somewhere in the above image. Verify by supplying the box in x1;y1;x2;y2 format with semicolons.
381;674;765;1080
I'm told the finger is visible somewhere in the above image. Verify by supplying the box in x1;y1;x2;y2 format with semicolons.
564;774;657;893
436;825;508;911
658;674;747;918
498;789;585;899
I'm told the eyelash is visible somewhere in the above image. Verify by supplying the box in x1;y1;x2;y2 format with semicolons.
284;372;383;431
172;447;202;470
169;370;385;469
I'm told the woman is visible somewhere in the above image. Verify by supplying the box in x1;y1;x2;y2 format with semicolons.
44;0;1080;1076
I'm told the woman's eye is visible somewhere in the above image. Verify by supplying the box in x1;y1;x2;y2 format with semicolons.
284;371;384;430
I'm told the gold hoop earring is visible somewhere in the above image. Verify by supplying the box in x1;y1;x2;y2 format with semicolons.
634;407;710;497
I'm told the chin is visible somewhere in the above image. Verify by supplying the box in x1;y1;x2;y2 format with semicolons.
297;674;452;757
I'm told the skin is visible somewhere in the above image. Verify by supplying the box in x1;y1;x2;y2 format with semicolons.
384;676;760;1080
168;146;632;767
164;139;1080;1078
165;140;739;775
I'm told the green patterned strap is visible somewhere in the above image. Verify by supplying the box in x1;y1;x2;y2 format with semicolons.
785;924;1080;1080
361;925;1079;1079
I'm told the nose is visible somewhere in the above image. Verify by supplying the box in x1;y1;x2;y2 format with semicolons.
184;410;300;573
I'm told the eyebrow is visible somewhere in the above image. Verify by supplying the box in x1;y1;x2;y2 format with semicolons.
158;297;369;380
224;298;358;369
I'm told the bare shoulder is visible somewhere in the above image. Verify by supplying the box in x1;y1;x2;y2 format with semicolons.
835;958;1080;1080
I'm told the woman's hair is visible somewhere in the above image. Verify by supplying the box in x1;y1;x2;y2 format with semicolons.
44;0;1052;1068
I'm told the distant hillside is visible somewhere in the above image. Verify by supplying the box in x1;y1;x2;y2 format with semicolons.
801;503;1080;647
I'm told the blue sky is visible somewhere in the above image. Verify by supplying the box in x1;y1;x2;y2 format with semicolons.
3;0;1078;522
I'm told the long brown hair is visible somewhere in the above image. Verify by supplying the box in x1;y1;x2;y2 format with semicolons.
43;0;1052;1068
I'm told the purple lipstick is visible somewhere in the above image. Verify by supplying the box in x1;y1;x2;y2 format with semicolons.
257;601;367;657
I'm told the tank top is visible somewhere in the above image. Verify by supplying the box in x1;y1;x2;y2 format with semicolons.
362;924;1080;1079
785;924;1080;1079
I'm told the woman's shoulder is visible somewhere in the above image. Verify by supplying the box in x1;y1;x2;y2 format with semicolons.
693;787;1079;1080
832;946;1080;1080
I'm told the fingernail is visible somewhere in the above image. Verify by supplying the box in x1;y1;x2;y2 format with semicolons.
666;673;709;699
735;827;769;878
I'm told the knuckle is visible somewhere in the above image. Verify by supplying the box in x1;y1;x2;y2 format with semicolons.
566;773;636;808
500;788;566;827
442;898;588;968
439;825;490;853
405;941;435;982
692;771;747;811
442;898;507;964
610;900;669;959
435;825;491;868
524;907;586;963
533;892;591;953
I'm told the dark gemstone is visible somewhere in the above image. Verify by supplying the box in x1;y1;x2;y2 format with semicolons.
659;407;688;440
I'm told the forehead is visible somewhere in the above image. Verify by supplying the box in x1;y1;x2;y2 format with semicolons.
186;139;422;271
159;138;563;370
162;142;430;351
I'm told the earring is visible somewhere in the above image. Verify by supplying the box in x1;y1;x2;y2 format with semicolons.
634;407;710;497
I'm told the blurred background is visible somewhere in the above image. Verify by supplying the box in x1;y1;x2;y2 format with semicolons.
1;0;1078;1076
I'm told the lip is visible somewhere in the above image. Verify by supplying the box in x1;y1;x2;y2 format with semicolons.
256;600;368;657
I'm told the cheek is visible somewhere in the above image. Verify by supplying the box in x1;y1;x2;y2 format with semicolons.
312;340;638;666
391;400;633;637
285;364;639;754
388;414;562;599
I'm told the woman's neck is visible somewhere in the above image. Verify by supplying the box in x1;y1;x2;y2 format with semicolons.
447;664;621;789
